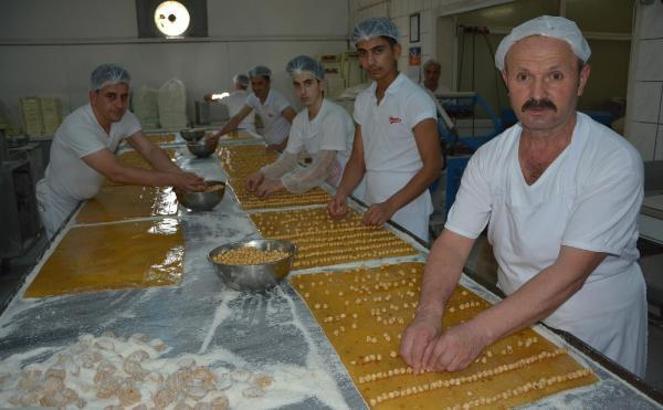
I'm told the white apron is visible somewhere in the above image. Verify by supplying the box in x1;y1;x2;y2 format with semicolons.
489;140;647;377
36;179;79;239
364;170;432;242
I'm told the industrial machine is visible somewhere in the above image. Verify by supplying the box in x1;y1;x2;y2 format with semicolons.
0;130;42;267
437;92;503;215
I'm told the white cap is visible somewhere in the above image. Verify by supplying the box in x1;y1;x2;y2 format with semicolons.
90;64;130;91
286;55;325;80
351;17;400;46
495;15;591;71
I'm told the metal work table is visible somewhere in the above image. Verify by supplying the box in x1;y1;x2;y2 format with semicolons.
0;132;661;409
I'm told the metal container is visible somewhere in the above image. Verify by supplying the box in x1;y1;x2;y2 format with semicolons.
186;140;216;158
208;239;296;291
176;180;225;211
180;128;206;142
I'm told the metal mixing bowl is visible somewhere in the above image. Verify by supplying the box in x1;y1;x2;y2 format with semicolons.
186;140;216;158
176;180;225;211
208;239;297;291
180;128;206;142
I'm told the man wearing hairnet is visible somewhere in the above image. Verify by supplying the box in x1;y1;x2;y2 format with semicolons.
36;64;206;239
204;74;256;132
208;65;296;151
328;17;441;241
401;16;647;377
245;56;358;198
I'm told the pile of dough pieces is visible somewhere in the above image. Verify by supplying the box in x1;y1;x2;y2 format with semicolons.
1;331;273;409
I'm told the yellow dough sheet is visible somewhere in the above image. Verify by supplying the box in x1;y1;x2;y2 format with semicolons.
250;208;419;270
218;145;278;178
25;218;184;298
228;178;331;210
290;262;597;409
76;185;178;224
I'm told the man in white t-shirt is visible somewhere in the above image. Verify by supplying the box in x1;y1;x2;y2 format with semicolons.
204;74;255;131
327;17;441;241
421;59;450;96
400;16;647;377
245;55;356;198
208;65;296;151
36;64;206;239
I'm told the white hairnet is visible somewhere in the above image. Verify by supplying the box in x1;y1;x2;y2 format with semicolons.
90;64;130;91
286;55;325;80
495;15;591;71
248;65;272;79
350;17;400;46
233;74;249;88
423;59;441;71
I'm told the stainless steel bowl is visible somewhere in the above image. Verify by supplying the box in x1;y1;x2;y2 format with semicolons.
180;128;206;142
176;180;225;211
208;239;297;291
186;140;216;158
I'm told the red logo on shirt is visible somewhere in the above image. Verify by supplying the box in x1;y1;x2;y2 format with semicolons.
388;116;402;124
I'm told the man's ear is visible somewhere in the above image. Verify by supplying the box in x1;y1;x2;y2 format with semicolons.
577;64;591;97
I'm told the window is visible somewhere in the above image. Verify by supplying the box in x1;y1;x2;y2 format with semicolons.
136;0;208;38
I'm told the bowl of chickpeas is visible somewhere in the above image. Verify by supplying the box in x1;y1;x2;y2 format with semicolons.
208;239;297;291
176;180;225;211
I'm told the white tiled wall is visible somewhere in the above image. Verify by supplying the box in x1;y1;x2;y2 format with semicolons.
631;82;663;123
0;0;349;127
626;1;663;161
631;122;658;162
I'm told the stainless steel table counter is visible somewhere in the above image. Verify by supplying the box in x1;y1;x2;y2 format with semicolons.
0;135;661;409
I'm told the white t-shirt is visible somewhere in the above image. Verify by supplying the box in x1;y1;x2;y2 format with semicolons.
246;89;292;145
353;73;437;240
44;104;142;201
445;113;647;374
220;90;255;131
286;99;353;169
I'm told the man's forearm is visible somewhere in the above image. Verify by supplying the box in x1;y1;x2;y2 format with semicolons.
144;148;181;173
337;157;365;198
469;249;601;345
106;165;175;187
417;230;467;318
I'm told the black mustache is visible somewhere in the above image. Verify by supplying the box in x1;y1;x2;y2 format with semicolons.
522;98;557;112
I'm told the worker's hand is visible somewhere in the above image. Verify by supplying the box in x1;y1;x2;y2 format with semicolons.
172;172;206;192
255;178;283;198
327;194;349;220
362;201;396;227
400;311;442;374
422;321;489;373
203;93;214;103
245;172;264;192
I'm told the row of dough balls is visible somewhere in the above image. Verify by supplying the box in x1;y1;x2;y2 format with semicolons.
251;209;417;268
3;331;273;409
229;179;330;209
